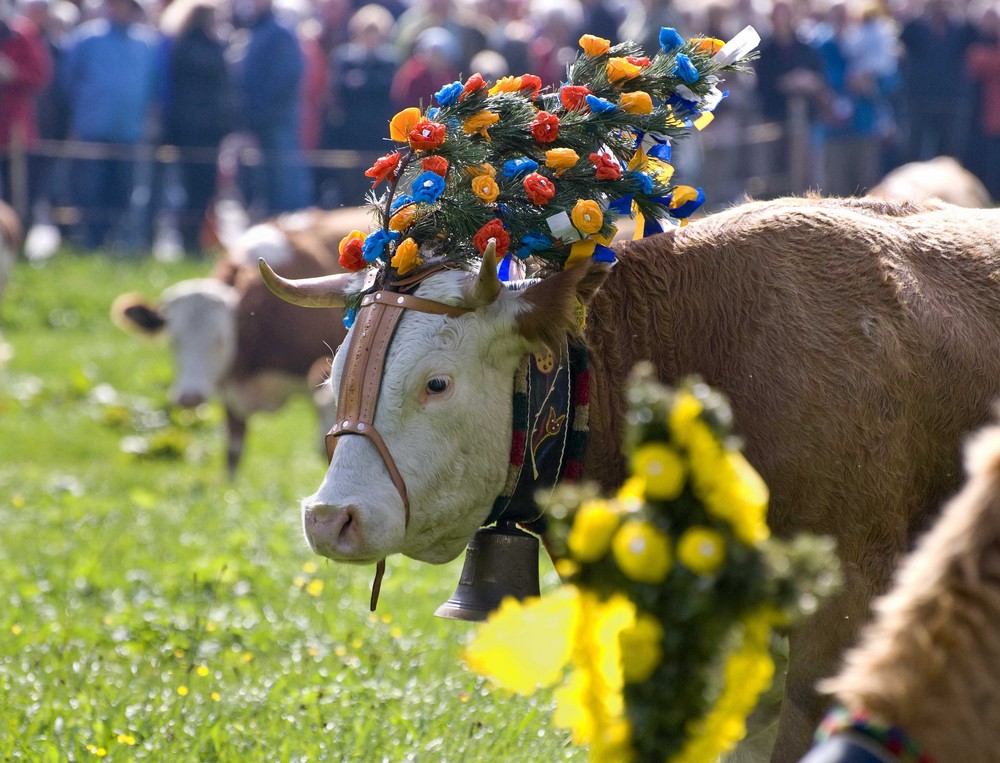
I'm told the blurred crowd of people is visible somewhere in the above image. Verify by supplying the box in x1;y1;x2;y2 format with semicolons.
0;0;998;253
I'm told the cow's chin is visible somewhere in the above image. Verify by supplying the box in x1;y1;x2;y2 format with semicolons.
402;533;476;565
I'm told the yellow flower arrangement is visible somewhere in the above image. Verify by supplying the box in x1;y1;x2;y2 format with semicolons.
390;238;421;276
571;199;604;235
579;34;610;57
612;520;672;583
463;110;500;139
388;107;421;142
620;91;653;114
472;175;500;203
466;369;840;763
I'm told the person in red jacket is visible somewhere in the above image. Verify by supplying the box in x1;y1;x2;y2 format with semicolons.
966;7;1000;200
0;0;52;208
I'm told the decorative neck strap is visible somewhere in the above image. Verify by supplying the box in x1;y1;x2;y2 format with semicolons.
815;706;935;763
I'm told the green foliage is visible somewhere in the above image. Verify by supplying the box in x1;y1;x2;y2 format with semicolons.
0;254;580;761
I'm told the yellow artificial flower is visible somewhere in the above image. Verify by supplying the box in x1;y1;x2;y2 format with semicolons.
388;204;417;231
571;199;604;234
620;91;653;114
567;499;621;562
389;107;421;142
489;75;522;95
677;526;726;574
611;520;671;583
669;390;704;447
580;34;610;57
464;586;580;695
606;57;642;83
645;157;675;186
391;238;422;276
463;110;500;139
631;442;686;500
691;36;726;54
545;147;580;170
466;162;497;177
619;612;663;683
472;175;500;203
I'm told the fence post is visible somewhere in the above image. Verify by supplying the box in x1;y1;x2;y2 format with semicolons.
785;95;810;194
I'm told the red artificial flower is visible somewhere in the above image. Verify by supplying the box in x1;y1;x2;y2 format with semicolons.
364;151;401;187
523;172;556;205
408;120;446;151
530;111;560;143
626;56;651;67
560;85;591;112
589;151;622;181
459;72;487;101
339;237;366;271
473;219;510;258
519;74;542;100
422;155;450;176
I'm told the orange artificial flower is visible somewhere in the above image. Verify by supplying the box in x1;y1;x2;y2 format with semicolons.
472;175;500;203
530;111;560;143
571;199;604;234
589;151;622;180
391;238;422;275
607;57;642;83
519;74;542;100
389;107;421;142
620;91;653;114
691;37;725;54
489;75;522;95
338;230;366;271
560;85;591;111
464;110;500;139
388;204;417;231
473;219;510;257
408;119;446;151
422;155;449;176
545;148;580;170
523;172;556;205
579;34;610;57
364;152;401;187
459;72;487;100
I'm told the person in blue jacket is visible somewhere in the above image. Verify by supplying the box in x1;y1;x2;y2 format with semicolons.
238;0;309;215
60;0;156;250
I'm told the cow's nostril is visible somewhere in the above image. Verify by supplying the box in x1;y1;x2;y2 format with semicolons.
303;504;361;557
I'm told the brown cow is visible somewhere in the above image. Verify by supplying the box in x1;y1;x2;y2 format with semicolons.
807;416;1000;763
114;207;368;474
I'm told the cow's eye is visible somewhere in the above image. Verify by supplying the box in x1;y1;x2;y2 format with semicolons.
426;377;449;394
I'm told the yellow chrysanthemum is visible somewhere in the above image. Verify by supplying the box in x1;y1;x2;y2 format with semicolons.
389;107;421;142
611;520;671;583
489;75;522;95
606;57;642;83
677;526;726;574
706;452;770;545
545;147;580;170
388;204;416;231
616;475;646;512
463;110;500;139
567;499;621;562
472;175;500;203
631;442;686;500
571;199;603;234
464;587;580;695
620;91;653;114
580;34;610;57
391;238;422;276
669;389;703;447
619;612;663;683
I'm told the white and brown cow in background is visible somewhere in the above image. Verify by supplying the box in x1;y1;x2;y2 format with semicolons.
261;196;1000;761
114;207;368;475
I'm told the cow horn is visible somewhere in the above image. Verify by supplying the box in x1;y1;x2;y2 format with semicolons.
465;240;502;307
258;259;354;308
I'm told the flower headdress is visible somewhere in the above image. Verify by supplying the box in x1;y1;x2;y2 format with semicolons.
464;366;841;763
337;27;762;325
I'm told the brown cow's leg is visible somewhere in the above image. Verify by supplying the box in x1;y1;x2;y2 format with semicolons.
225;409;247;478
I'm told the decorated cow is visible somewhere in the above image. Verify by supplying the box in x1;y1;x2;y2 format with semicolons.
257;28;1000;763
113;207;366;475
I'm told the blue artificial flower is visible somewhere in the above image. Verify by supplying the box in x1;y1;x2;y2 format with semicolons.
516;231;552;259
502;158;539;178
592;244;616;263
673;54;700;84
633;171;654;195
585;95;616;114
343;307;358;329
411;171;446;203
390;193;414;212
427;107;442;121
435;81;463;107
362;229;400;263
659;27;684;53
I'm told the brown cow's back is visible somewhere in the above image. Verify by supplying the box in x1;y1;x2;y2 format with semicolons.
583;196;1000;760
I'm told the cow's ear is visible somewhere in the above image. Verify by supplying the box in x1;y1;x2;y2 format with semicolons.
513;260;612;351
111;293;166;335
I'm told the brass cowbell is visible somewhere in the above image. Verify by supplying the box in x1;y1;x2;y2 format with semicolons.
434;522;541;621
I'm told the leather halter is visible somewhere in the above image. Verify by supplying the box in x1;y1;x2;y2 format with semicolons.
328;287;474;609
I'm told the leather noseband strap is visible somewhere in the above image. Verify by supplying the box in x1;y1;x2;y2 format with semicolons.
327;288;474;609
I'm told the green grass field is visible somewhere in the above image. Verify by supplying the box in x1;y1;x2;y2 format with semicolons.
0;254;579;762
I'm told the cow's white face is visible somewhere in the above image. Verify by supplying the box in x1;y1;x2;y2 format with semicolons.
160;280;239;407
283;258;611;565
